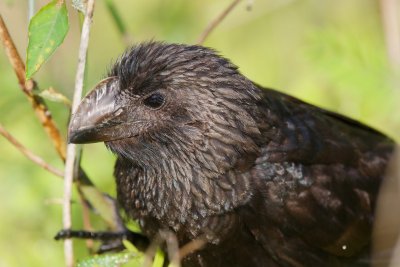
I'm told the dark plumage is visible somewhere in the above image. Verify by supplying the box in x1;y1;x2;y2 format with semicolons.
69;42;395;267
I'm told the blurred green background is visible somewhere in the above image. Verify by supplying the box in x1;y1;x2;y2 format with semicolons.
0;0;399;266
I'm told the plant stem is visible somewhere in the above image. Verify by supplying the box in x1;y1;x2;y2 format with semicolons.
63;0;96;266
197;0;242;44
0;123;63;177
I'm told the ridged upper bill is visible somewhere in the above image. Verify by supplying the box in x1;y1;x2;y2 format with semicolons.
68;77;121;144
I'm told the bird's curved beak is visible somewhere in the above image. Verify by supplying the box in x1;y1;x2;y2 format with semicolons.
68;76;122;144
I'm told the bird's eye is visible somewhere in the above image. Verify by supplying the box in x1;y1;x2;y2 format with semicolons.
143;92;165;109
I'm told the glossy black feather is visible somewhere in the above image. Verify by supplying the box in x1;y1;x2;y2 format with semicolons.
69;42;395;267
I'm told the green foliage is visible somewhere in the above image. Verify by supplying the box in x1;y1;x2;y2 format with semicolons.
151;249;166;267
122;239;140;253
38;87;71;107
77;252;142;267
76;239;165;267
26;0;69;79
302;24;397;135
125;218;142;234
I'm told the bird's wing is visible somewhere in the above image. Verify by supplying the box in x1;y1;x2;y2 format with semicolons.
241;87;394;266
256;87;393;166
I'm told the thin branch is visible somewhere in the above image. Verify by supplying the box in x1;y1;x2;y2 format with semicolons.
0;15;28;91
142;235;163;267
373;149;400;266
159;231;180;267
28;0;35;20
0;123;63;177
197;0;242;44
77;187;95;252
379;0;400;69
63;0;95;266
104;0;133;45
179;235;207;260
0;14;67;160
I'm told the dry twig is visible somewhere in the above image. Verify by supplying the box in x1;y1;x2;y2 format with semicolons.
77;187;95;252
142;231;181;267
142;235;163;267
0;15;66;160
379;0;400;68
197;0;242;44
373;148;400;267
0;123;63;177
160;231;181;267
179;235;207;260
63;0;96;265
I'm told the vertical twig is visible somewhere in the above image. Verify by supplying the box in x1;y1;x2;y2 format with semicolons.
28;0;35;20
197;0;242;44
142;236;161;267
160;231;180;267
379;0;400;69
77;187;95;252
63;0;95;266
373;149;400;266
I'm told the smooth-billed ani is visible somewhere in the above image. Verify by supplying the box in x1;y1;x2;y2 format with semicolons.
69;42;395;267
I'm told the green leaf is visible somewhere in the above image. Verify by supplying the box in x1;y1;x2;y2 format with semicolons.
77;252;143;267
125;219;142;234
38;87;71;106
122;239;140;253
26;0;69;79
152;249;165;267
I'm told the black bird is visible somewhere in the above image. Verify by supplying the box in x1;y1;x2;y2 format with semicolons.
69;42;394;267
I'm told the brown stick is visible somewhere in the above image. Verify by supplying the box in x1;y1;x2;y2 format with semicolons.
63;0;96;265
197;0;242;44
77;188;95;252
379;0;400;68
0;123;63;177
160;231;180;267
142;235;163;267
0;15;67;160
179;235;207;260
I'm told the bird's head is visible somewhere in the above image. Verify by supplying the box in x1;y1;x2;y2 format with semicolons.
69;42;262;169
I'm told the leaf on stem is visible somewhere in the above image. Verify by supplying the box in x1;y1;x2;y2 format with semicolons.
26;0;69;79
38;87;71;107
77;252;142;267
